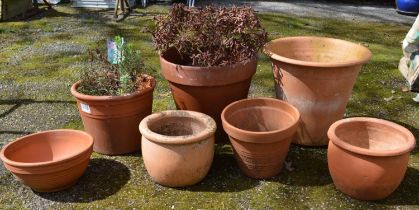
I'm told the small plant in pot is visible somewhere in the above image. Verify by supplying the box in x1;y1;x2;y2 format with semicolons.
71;36;156;155
151;4;267;143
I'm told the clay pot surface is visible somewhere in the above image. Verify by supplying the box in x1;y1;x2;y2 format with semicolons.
160;48;257;143
0;129;93;192
71;78;156;155
264;36;372;146
221;97;300;179
327;117;415;200
139;110;216;187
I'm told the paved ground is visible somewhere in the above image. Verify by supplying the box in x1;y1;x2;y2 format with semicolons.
196;0;416;24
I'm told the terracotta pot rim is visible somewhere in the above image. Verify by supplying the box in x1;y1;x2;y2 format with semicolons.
70;76;156;102
263;36;372;68
139;110;216;145
221;97;300;143
0;129;93;168
159;48;258;69
328;117;416;157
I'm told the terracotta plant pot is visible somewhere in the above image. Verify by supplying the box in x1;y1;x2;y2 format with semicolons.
139;110;216;187
71;78;156;155
0;129;93;192
264;36;372;146
160;48;257;143
327;117;416;200
221;97;300;179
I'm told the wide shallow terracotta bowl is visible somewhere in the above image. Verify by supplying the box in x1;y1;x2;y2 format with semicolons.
139;110;216;187
221;97;300;179
0;129;93;192
327;117;415;200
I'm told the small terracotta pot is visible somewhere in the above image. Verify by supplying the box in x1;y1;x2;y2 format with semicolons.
264;36;372;146
160;48;257;143
221;97;300;179
139;110;216;187
71;78;156;155
0;129;93;192
327;117;416;200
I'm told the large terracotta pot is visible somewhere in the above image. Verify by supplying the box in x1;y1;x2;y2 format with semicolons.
327;117;416;200
71;78;156;155
264;36;372;146
221;97;300;179
160;48;257;143
139;110;216;187
0;129;93;192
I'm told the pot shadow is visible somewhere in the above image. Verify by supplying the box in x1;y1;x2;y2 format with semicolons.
270;145;332;186
183;145;259;192
35;158;130;203
374;167;419;205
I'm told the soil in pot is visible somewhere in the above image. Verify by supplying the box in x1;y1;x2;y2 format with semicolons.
0;129;93;192
264;36;372;146
327;117;416;200
139;110;216;187
221;97;300;179
160;48;257;143
71;76;156;155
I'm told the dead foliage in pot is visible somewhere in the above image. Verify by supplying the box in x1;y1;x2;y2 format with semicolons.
78;36;154;96
151;4;268;67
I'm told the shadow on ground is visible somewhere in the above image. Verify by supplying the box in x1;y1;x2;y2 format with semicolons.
36;158;130;203
271;145;332;186
376;167;419;206
184;145;260;192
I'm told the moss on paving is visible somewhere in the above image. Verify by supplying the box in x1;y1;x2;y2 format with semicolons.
0;4;418;209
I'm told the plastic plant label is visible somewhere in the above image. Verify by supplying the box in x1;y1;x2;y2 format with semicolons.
80;103;91;113
107;37;124;64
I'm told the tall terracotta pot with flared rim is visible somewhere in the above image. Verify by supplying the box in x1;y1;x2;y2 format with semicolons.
139;110;216;187
327;117;416;200
264;36;372;146
0;129;93;192
159;48;257;144
71;78;156;155
221;97;300;179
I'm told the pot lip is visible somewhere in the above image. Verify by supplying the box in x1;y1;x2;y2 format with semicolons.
0;129;93;168
221;97;300;141
328;117;416;157
70;75;156;102
159;48;258;70
139;110;216;145
263;36;372;68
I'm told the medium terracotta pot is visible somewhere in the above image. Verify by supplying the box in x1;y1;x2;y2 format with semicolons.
0;129;93;192
71;78;156;155
264;36;372;146
139;110;216;187
160;48;257;143
327;117;416;200
221;97;300;179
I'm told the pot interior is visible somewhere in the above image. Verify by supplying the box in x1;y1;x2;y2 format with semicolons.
148;116;206;136
3;131;91;164
265;37;371;64
224;99;299;132
334;120;410;152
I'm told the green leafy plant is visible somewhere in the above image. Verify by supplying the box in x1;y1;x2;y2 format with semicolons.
151;4;268;67
77;36;153;96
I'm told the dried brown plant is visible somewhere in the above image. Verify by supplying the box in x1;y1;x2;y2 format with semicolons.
151;4;268;67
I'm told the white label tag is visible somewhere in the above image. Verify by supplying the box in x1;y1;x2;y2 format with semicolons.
80;103;91;113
